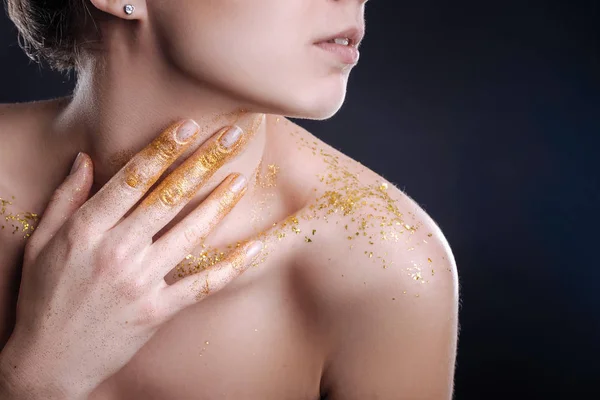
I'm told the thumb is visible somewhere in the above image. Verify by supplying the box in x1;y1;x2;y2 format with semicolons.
25;152;93;261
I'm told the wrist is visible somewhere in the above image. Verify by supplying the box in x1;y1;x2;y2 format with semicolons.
0;342;79;399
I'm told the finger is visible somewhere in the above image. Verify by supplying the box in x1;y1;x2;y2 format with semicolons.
25;152;93;260
116;113;263;244
115;123;245;246
77;119;200;233
158;240;263;318
143;172;248;281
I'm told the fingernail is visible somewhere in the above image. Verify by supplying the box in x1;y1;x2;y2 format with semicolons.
245;241;263;259
176;119;200;143
218;125;243;149
230;174;247;193
70;152;84;175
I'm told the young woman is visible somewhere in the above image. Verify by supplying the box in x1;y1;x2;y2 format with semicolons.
0;1;459;399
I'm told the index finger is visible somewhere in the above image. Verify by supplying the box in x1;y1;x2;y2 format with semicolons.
78;119;200;233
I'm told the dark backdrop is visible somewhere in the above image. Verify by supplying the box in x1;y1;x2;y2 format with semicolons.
1;1;598;398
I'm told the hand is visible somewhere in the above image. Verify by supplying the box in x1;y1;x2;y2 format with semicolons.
0;116;264;399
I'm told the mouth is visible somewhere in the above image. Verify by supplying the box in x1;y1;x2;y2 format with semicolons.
314;27;365;49
313;27;364;65
314;42;360;65
314;26;365;65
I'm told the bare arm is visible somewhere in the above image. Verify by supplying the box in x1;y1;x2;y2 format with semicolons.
0;229;23;348
0;210;49;399
320;201;459;399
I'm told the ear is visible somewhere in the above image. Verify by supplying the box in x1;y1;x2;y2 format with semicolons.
89;0;148;20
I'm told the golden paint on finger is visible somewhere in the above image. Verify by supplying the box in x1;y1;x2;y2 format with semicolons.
190;241;254;300
175;239;257;281
142;114;264;209
210;173;248;217
229;243;251;272
216;185;247;215
152;135;179;162
123;121;192;191
159;185;185;207
125;172;141;189
194;274;211;301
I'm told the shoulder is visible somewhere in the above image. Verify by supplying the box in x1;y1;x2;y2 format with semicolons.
282;117;458;294
0;99;67;243
297;140;459;309
0;102;36;176
0;99;61;183
0;99;66;136
284;121;458;398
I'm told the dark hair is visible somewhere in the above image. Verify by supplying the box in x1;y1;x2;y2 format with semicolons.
5;0;97;72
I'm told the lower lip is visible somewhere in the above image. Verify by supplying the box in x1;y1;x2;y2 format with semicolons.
314;42;360;65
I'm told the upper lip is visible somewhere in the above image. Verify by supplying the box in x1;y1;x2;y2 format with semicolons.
314;26;365;47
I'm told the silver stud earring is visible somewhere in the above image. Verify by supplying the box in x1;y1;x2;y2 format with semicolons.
124;4;135;15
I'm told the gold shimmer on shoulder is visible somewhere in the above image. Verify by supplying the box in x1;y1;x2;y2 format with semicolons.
176;119;433;301
249;124;429;279
1;196;39;239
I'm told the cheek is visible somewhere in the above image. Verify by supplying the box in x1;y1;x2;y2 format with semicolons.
153;6;350;119
222;42;349;118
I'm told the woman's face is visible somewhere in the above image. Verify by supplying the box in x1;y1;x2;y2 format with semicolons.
148;0;367;120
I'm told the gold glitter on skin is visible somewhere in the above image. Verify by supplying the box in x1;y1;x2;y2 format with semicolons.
170;174;250;280
252;159;281;190
281;128;426;271
168;117;435;292
123;120;200;191
189;240;259;300
180;120;423;274
225;123;420;273
0;196;39;239
141;114;264;210
247;159;281;227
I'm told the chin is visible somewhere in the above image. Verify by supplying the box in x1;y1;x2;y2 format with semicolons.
293;95;347;120
260;79;349;121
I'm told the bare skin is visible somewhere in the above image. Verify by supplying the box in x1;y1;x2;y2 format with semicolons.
0;100;458;399
2;1;459;398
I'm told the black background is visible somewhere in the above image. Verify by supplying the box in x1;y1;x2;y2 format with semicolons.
1;1;599;398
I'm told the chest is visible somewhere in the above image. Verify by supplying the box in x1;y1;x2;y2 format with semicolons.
85;255;326;400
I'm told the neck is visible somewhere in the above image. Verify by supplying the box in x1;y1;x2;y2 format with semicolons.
53;50;271;202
